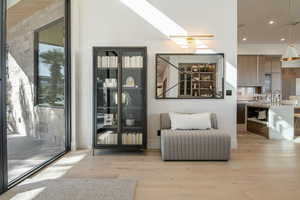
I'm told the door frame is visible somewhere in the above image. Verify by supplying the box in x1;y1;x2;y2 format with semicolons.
0;0;8;194
0;0;71;193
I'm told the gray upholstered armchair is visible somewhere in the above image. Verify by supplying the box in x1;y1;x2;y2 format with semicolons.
159;113;231;161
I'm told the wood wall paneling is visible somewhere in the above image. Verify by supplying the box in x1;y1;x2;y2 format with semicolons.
238;55;258;86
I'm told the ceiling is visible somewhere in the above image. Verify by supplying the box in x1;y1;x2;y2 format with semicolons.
238;0;300;44
7;0;61;29
39;20;64;46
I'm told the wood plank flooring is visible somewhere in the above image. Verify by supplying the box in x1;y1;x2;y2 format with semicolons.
30;133;300;200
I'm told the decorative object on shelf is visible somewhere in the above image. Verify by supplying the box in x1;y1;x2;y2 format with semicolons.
98;56;118;68
126;119;135;126
93;47;147;152
257;110;267;120
126;114;136;126
124;76;135;87
122;133;143;145
114;92;131;105
156;54;224;99
98;131;118;144
104;78;117;88
201;74;212;81
104;114;114;126
123;56;143;68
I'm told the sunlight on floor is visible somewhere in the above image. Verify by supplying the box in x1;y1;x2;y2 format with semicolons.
9;187;45;200
1;153;87;200
20;153;87;184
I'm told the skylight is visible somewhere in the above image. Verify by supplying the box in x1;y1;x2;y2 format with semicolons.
120;0;187;37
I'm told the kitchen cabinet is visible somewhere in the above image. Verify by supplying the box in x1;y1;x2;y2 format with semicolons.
247;120;269;138
271;73;281;93
258;56;271;85
237;55;258;86
237;104;246;124
93;47;147;151
271;56;281;73
238;55;282;87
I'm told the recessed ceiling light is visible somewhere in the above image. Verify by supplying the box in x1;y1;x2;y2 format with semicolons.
269;20;275;25
242;37;247;41
280;38;286;41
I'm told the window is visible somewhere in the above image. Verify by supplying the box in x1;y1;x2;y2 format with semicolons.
35;19;65;107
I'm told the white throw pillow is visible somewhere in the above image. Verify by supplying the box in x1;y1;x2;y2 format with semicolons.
169;112;212;130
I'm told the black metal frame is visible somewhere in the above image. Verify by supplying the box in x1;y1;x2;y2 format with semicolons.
0;0;7;194
0;0;71;194
155;53;225;99
33;17;65;108
93;47;147;152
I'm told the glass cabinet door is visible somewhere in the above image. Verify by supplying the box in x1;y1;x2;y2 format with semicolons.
121;50;145;146
95;50;119;145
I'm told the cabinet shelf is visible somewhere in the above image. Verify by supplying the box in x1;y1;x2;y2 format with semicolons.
123;126;143;131
97;67;118;70
123;67;143;69
98;106;142;110
97;87;143;90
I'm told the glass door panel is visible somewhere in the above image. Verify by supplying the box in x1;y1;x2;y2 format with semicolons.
95;51;119;145
5;0;67;183
121;51;144;145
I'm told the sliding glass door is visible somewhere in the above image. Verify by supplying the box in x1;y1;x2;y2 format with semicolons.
0;0;7;194
0;0;70;192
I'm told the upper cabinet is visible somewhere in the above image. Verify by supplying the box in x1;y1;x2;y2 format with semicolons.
258;56;271;85
237;55;258;86
270;56;281;73
237;55;281;87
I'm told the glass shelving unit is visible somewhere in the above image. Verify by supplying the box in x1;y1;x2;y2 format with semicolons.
93;47;147;151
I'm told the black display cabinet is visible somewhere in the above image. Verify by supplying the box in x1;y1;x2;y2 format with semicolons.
93;47;147;153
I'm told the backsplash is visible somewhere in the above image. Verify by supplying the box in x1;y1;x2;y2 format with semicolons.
237;87;260;101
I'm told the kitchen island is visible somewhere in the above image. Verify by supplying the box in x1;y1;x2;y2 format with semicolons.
246;103;296;140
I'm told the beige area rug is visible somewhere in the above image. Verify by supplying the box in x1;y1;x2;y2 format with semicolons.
0;178;136;200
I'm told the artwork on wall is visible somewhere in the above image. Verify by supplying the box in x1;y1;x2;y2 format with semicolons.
156;54;225;99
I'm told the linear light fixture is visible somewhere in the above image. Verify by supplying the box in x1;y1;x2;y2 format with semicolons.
169;34;215;40
169;34;215;48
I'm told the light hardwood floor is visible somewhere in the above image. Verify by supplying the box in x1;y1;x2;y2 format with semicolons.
31;133;300;200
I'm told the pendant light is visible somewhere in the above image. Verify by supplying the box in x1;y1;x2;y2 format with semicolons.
281;44;300;62
281;0;300;63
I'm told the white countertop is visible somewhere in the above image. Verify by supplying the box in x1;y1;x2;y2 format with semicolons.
238;101;300;109
249;103;300;109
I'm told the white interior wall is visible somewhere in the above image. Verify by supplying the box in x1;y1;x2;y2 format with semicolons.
71;0;237;149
